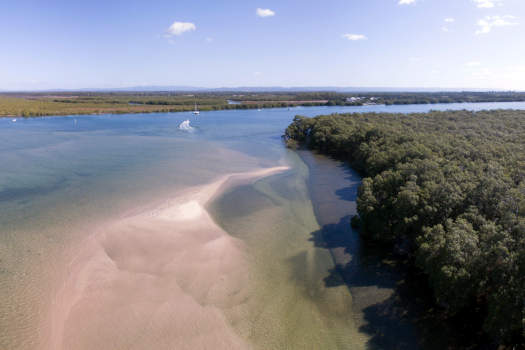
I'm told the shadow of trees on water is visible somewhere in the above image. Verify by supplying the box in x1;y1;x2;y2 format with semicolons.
299;151;494;349
309;213;491;350
309;215;427;349
306;160;454;349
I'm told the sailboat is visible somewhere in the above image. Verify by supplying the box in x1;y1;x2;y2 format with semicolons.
193;102;200;115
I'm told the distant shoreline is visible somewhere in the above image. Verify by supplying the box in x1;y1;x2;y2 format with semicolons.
2;91;525;118
0;100;332;118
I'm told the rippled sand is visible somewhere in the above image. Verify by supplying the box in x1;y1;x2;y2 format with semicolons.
43;166;288;350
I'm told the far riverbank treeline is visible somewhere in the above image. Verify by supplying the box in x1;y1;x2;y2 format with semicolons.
284;110;525;347
2;91;525;117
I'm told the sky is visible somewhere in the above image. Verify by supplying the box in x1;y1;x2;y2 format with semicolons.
1;0;525;90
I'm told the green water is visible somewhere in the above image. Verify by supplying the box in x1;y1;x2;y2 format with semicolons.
209;153;366;349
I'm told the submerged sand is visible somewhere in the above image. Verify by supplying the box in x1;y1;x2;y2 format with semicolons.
44;166;289;350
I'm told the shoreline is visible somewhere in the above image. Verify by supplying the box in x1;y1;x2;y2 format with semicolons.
4;99;525;119
0;103;329;119
43;166;289;350
296;149;424;348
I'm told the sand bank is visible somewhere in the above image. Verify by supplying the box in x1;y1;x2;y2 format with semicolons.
45;166;288;350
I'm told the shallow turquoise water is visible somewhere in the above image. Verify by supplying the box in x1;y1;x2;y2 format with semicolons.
2;102;525;349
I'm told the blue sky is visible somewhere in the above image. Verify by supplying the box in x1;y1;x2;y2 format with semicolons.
1;0;524;90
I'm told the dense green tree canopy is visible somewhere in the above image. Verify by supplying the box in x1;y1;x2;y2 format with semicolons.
285;110;525;346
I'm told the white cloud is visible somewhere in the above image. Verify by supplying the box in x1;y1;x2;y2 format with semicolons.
166;21;196;37
256;8;275;17
398;0;416;5
466;61;482;67
476;15;518;34
342;33;367;41
472;0;503;8
444;18;455;23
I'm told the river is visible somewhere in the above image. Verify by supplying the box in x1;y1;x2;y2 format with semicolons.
2;102;525;349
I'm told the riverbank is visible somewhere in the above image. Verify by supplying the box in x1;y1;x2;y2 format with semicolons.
43;166;288;350
3;91;525;118
285;110;525;347
0;94;330;118
298;150;426;349
297;150;483;349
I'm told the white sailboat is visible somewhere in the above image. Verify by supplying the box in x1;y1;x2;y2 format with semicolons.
193;102;200;115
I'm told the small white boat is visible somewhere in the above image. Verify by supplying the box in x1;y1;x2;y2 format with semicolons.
178;119;193;131
193;102;200;115
11;119;17;122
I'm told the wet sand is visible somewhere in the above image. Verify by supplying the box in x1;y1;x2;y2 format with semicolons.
44;166;289;350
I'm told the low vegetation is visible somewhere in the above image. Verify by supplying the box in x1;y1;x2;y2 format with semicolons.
285;110;525;346
2;91;525;117
0;92;329;117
